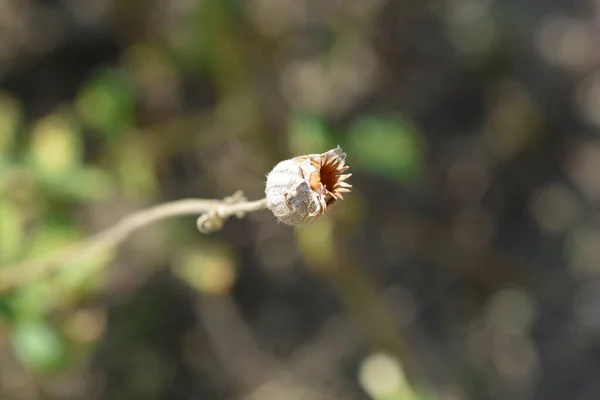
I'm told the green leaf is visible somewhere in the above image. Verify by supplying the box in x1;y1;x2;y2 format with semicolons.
76;69;134;136
30;164;115;202
11;319;65;372
347;116;422;181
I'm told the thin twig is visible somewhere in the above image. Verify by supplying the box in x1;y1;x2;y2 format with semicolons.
0;192;267;292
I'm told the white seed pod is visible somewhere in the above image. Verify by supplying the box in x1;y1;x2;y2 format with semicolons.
265;146;352;226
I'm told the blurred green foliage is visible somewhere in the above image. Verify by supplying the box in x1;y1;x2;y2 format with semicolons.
0;68;133;380
347;116;422;182
11;319;66;372
0;0;591;399
0;0;429;391
76;69;135;137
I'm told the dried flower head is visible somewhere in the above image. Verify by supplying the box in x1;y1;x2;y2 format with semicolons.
265;146;352;226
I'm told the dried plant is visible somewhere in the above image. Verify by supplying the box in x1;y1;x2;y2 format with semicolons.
265;146;352;225
0;147;351;291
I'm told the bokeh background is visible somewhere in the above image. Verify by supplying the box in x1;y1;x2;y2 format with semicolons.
0;0;599;399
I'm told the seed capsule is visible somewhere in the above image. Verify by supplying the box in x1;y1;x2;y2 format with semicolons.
265;146;352;226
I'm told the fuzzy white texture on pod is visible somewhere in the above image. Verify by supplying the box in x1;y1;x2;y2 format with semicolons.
265;146;352;226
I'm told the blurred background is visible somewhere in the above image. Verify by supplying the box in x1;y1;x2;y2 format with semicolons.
0;0;599;399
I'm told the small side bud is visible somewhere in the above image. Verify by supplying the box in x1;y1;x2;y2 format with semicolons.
265;146;352;226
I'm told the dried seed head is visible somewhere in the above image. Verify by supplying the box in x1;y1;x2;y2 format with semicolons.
265;146;352;226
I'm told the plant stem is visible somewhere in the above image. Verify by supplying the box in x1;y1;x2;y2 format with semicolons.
0;193;267;291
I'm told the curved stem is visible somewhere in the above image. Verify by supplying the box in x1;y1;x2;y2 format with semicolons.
0;193;268;292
